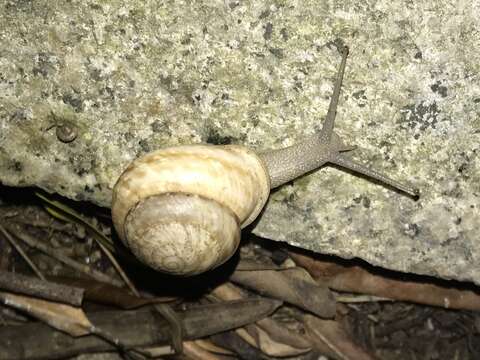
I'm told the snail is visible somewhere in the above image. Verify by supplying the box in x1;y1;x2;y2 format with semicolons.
56;123;77;143
111;47;419;276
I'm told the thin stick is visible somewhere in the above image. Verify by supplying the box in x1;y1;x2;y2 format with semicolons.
0;270;84;306
0;224;45;281
154;304;184;354
335;294;392;303
93;239;140;297
6;224;123;287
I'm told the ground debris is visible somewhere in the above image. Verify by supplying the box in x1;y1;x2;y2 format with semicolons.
0;187;479;360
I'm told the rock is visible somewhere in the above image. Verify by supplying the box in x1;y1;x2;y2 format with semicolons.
0;1;478;284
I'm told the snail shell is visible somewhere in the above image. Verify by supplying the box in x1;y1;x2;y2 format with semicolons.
112;144;270;275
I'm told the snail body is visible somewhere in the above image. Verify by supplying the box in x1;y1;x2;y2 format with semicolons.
112;47;419;276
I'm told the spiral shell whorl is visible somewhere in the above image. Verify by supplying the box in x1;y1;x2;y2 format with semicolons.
124;193;240;275
111;144;270;275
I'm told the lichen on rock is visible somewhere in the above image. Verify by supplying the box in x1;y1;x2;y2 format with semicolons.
0;0;479;284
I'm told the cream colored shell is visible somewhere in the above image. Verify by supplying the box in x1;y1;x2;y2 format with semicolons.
111;144;270;275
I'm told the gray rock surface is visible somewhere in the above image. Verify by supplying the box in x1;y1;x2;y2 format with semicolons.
1;1;479;283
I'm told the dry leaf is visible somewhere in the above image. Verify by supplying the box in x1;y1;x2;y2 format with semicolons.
304;314;377;360
0;291;91;336
231;267;336;318
212;283;312;357
193;339;234;355
184;341;231;360
290;252;480;311
245;323;310;357
50;276;175;309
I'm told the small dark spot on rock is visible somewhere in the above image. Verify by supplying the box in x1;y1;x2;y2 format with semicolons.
13;161;23;172
9;108;29;122
280;28;288;40
457;162;469;178
400;101;440;131
5;0;34;12
84;185;94;193
268;48;284;59
89;68;102;81
75;167;89;177
430;81;448;98
353;195;371;208
473;98;480;103
62;93;84;112
379;140;393;148
326;38;347;53
414;51;422;59
293;76;303;91
249;113;260;127
151;120;167;133
458;163;467;173
101;86;115;100
193;94;202;104
123;132;134;142
352;90;366;100
205;129;235;145
362;196;371;208
405;223;420;238
139;139;151;152
32;52;57;78
159;75;174;90
454;217;462;225
263;23;273;40
259;10;270;19
228;0;240;10
180;34;192;45
352;89;367;107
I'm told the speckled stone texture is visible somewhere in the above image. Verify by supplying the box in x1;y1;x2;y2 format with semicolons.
1;1;479;284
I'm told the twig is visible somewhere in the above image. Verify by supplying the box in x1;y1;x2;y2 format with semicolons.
6;223;122;287
0;299;281;360
0;224;45;280
93;239;140;297
0;271;84;306
335;294;392;303
35;192;139;295
153;304;183;354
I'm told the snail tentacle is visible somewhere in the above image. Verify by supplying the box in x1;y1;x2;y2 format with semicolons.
260;46;418;197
